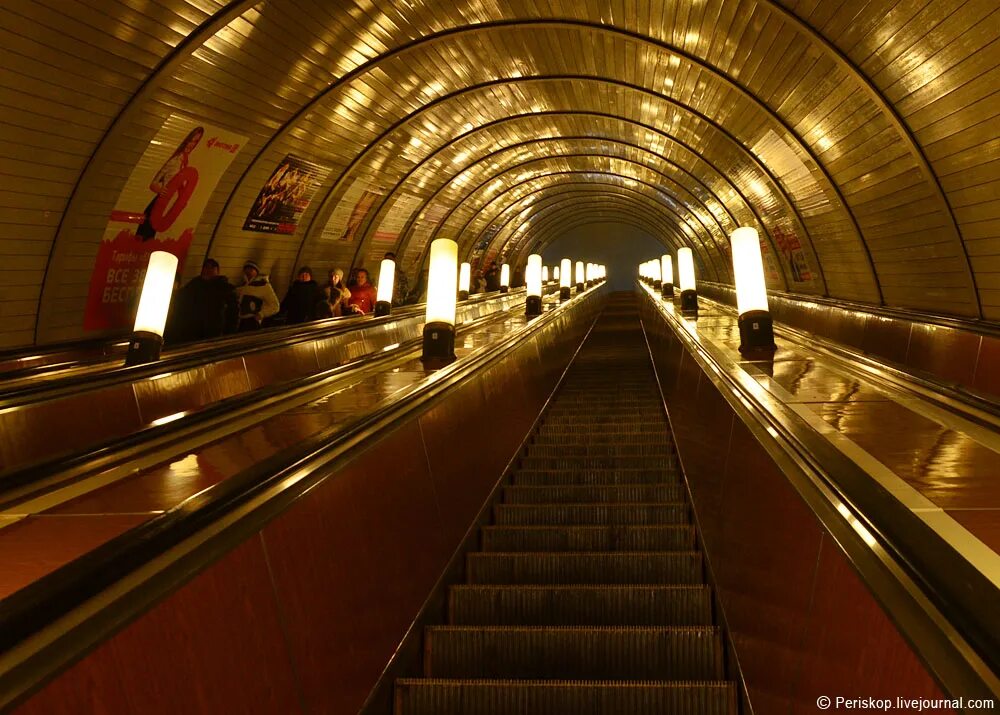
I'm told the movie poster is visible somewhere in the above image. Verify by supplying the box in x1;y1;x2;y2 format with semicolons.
243;154;330;234
83;115;247;331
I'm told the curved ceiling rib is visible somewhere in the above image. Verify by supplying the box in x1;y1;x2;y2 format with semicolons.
414;162;727;282
468;184;692;258
470;182;695;260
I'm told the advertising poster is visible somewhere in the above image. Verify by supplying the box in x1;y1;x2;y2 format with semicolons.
771;226;813;283
243;154;330;234
84;115;247;331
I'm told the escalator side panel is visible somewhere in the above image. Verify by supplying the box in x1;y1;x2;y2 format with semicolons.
639;297;952;714
12;297;600;715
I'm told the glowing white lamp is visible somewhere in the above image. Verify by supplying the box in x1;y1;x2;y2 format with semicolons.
458;261;471;300
554;265;560;281
126;251;178;366
650;257;662;288
500;263;511;293
526;254;543;317
423;238;458;365
731;226;775;354
661;254;674;298
575;260;585;292
559;258;572;301
542;265;549;284
375;258;395;317
677;247;698;315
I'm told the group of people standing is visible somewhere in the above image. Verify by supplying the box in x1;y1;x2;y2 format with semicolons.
165;257;386;344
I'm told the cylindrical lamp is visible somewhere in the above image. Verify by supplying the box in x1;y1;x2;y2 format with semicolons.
375;258;395;317
677;247;698;315
542;265;549;284
423;238;458;366
650;257;662;289
126;251;178;366
554;265;560;282
575;260;585;292
661;254;674;298
499;263;510;293
731;227;776;355
525;254;543;317
458;261;471;301
559;258;572;301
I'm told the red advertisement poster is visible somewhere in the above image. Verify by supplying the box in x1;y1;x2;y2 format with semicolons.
243;154;330;234
771;226;813;283
84;116;247;331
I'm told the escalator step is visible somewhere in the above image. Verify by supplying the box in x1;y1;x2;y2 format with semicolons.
466;552;703;584
513;469;678;485
524;443;673;457
480;525;695;552
502;484;685;504
448;585;712;626
520;456;675;470
494;503;688;526
423;626;724;680
532;433;669;445
395;679;737;715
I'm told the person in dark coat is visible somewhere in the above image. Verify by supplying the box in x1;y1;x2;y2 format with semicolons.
167;258;238;343
483;261;501;291
281;266;322;324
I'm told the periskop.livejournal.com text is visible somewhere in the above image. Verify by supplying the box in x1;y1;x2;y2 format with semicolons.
815;696;996;711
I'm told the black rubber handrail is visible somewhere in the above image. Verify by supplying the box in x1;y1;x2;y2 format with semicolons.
0;289;524;407
639;284;1000;701
0;283;605;712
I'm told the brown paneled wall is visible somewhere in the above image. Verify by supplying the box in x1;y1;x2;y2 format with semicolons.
699;282;1000;402
638;297;950;713
13;296;600;715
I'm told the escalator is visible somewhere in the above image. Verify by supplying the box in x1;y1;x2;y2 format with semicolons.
395;295;737;714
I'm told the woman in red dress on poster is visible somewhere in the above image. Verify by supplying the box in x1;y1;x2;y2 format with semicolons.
136;126;204;241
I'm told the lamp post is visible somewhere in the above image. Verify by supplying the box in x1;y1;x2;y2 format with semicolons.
731;227;776;355
553;265;560;283
575;260;585;292
125;251;178;366
559;258;572;301
650;256;662;290
422;238;458;367
542;265;549;284
375;257;394;317
458;261;471;301
526;254;543;317
661;254;674;298
677;247;698;316
499;263;510;293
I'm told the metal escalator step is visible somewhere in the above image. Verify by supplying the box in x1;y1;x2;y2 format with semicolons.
395;679;738;715
513;469;678;485
494;503;688;526
532;433;669;445
480;525;695;552
502;484;685;504
524;443;673;458
520;456;675;470
466;552;703;584
448;585;712;626
423;626;724;680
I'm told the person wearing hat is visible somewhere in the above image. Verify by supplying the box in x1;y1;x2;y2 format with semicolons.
281;265;322;324
236;260;279;331
316;267;351;318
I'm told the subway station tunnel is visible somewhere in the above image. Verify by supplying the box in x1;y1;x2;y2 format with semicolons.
0;1;998;713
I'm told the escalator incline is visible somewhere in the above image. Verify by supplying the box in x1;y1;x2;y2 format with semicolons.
395;296;737;714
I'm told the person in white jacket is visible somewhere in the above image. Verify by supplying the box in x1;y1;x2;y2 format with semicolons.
236;260;280;330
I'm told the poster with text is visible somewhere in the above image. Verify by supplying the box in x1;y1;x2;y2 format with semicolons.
84;116;247;331
243;154;330;234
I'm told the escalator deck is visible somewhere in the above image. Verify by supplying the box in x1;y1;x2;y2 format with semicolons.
395;295;737;714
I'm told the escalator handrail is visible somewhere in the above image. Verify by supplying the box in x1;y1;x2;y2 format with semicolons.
639;284;1000;700
0;283;604;712
0;289;525;407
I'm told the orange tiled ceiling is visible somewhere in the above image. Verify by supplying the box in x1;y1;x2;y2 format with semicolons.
1;0;997;347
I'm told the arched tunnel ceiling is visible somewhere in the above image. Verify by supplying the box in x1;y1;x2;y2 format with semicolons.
1;1;997;347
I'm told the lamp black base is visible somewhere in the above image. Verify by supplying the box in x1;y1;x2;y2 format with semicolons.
374;300;391;318
680;289;699;316
458;290;469;301
661;283;674;299
525;295;542;317
125;331;163;367
654;280;661;290
422;322;455;367
559;287;571;301
500;286;509;294
738;310;776;357
576;282;584;293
